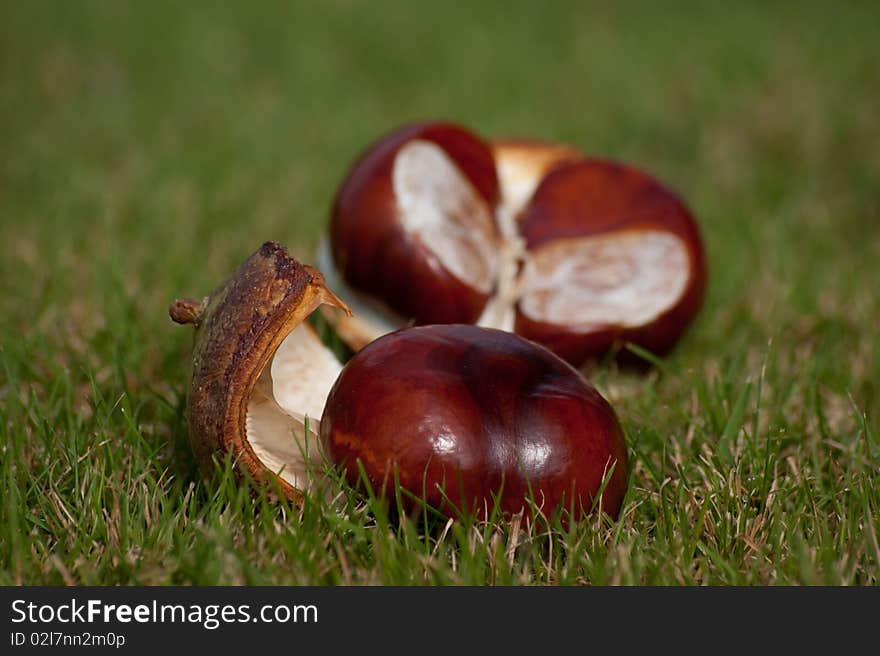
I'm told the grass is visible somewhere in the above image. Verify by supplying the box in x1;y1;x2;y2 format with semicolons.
1;0;878;585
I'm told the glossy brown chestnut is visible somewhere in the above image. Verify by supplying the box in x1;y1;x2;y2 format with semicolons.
320;324;629;520
513;158;707;365
324;122;707;367
330;121;501;326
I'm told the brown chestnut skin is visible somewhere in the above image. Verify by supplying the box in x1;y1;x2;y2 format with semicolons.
320;324;629;520
330;121;500;326
514;158;707;365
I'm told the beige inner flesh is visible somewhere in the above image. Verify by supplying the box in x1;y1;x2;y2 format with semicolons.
393;140;498;294
493;143;581;220
474;205;521;332
315;236;403;349
245;323;342;490
495;152;555;221
518;230;690;329
495;160;540;220
480;145;573;331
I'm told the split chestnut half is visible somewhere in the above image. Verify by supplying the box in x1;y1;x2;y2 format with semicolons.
320;121;706;365
171;242;628;519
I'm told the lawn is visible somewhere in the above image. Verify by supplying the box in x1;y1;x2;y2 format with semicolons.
1;0;878;585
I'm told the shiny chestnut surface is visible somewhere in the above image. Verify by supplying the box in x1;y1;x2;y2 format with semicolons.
321;324;629;519
330;122;500;326
514;158;707;364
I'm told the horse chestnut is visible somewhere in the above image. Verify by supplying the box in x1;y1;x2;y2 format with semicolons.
321;121;706;365
321;324;629;519
329;121;501;328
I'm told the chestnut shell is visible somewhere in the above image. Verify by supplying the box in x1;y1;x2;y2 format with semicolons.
329;121;500;326
320;324;629;519
514;158;707;364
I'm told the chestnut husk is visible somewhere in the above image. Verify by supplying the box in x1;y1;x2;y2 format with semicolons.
170;241;349;503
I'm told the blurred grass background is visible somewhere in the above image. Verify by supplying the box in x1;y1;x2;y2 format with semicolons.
1;1;878;584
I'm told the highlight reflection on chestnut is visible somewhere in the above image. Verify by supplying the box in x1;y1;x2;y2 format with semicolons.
321;324;629;519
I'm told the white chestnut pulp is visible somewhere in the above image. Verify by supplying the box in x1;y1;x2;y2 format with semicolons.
321;139;693;350
519;231;690;328
393;140;498;294
245;324;341;489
